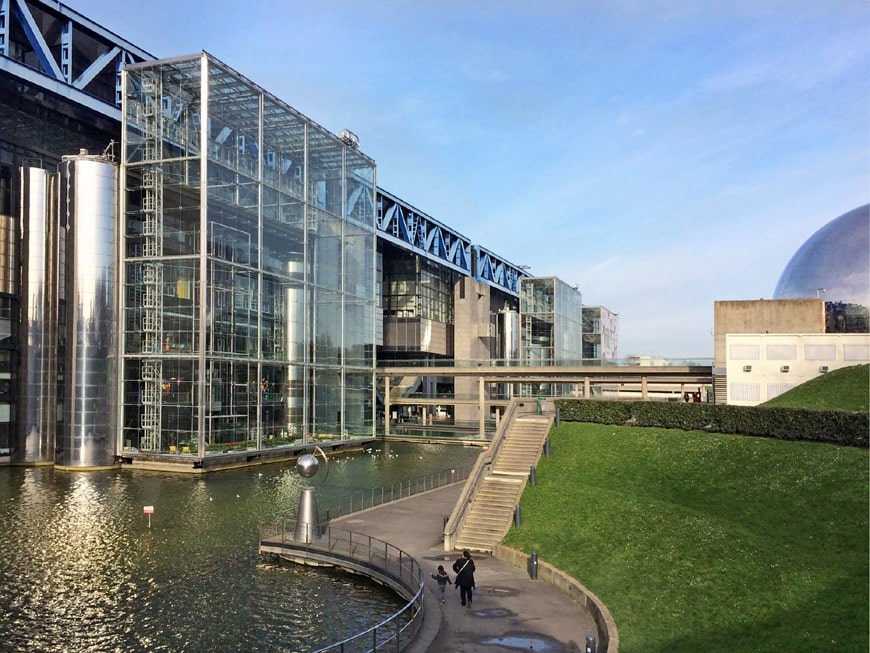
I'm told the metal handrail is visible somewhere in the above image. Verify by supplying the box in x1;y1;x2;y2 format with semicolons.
321;465;474;521
260;524;425;652
262;465;475;531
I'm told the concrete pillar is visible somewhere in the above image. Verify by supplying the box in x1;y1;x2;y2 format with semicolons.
479;376;485;439
641;376;648;401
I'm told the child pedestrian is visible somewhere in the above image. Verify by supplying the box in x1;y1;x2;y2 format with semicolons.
431;565;451;603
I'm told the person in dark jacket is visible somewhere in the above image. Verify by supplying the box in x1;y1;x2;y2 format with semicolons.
452;549;476;607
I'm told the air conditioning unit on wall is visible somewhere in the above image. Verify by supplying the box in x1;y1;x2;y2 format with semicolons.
742;365;752;372
780;365;790;373
819;365;829;373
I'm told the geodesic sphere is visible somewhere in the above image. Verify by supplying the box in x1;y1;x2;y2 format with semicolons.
296;453;319;478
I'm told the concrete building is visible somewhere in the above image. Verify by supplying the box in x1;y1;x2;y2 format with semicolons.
0;1;617;468
724;331;869;406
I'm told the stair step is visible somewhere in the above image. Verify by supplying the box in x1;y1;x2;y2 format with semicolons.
449;411;553;552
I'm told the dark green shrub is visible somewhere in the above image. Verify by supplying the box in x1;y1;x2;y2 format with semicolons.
555;399;868;447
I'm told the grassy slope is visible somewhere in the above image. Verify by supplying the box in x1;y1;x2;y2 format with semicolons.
503;423;869;653
762;364;869;412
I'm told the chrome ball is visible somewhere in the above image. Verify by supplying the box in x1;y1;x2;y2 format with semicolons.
296;453;319;478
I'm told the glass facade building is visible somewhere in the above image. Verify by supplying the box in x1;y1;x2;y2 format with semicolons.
519;277;584;397
582;306;619;363
0;2;621;466
519;277;584;366
119;53;376;456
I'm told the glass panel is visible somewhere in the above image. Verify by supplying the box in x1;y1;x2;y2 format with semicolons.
311;368;341;439
344;372;373;436
345;148;374;228
307;128;343;217
310;209;342;291
312;288;342;366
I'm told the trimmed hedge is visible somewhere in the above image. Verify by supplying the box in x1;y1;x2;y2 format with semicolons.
555;399;869;447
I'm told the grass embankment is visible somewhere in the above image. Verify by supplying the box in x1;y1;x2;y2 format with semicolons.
503;424;869;653
762;364;869;412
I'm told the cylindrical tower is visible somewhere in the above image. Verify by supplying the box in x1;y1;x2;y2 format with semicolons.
497;309;519;362
55;153;119;469
16;167;57;464
285;275;304;439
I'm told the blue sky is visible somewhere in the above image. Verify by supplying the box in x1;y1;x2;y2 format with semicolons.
84;0;869;358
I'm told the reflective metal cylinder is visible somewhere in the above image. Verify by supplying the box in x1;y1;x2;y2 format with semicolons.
16;168;57;464
56;155;119;469
498;309;519;361
285;278;304;436
294;486;322;543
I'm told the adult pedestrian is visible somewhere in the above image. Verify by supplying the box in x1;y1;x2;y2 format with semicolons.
452;549;476;608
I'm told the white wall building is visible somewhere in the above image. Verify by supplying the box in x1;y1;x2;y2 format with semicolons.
725;333;869;406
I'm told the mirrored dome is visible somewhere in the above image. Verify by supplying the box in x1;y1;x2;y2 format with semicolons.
774;204;869;305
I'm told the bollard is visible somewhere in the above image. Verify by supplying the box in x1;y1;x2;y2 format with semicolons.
585;634;597;653
514;504;521;529
443;515;449;530
544;437;550;459
555;406;561;427
529;465;536;487
529;550;538;580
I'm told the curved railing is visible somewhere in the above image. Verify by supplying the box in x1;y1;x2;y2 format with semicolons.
259;523;424;652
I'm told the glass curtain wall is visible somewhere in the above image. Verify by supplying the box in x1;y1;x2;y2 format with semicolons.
519;276;583;396
120;53;375;456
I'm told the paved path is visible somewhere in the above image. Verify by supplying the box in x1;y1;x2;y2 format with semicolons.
334;484;599;653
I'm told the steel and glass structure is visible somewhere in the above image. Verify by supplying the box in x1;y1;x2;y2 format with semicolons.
519;276;584;396
119;53;376;456
582;306;619;363
0;1;619;467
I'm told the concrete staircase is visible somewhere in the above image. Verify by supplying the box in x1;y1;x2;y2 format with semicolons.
452;415;551;552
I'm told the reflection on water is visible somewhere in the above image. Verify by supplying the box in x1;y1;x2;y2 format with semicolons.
0;442;480;652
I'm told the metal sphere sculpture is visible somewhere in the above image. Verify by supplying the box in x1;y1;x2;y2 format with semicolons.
296;453;319;479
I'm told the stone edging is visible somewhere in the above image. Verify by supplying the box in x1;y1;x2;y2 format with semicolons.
491;544;619;653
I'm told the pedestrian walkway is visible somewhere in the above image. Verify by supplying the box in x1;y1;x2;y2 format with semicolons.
334;483;600;653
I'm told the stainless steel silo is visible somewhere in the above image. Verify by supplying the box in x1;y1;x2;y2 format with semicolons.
16;167;57;464
497;309;519;363
55;153;119;469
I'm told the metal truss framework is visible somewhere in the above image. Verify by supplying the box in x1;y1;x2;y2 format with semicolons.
2;0;527;297
0;0;152;115
376;189;526;297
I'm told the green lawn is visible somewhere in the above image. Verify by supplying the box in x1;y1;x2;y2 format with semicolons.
762;364;869;412
503;423;869;653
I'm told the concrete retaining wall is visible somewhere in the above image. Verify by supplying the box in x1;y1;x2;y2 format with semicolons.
492;544;619;653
